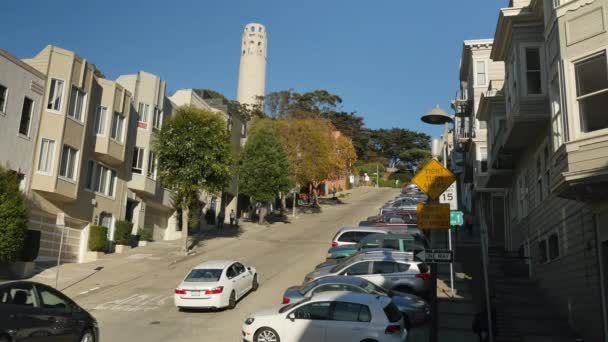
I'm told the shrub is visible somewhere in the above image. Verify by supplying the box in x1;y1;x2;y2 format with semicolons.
138;228;153;242
88;225;108;252
378;178;401;188
20;230;41;262
114;221;133;245
0;167;28;263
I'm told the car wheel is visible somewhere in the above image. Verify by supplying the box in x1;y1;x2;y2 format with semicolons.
80;329;95;342
252;274;259;291
254;327;280;342
402;314;411;330
228;290;236;309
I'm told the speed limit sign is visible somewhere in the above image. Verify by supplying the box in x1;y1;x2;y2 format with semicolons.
439;182;457;210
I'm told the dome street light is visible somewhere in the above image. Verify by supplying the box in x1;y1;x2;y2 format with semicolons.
421;105;453;125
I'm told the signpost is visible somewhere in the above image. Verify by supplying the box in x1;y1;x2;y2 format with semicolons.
411;159;456;200
55;212;66;289
439;182;458;210
415;249;454;263
416;203;450;230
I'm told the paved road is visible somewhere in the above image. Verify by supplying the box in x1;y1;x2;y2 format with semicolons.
36;187;431;341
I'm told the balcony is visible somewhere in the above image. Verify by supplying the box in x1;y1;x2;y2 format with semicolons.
94;137;126;166
128;173;158;197
551;135;608;201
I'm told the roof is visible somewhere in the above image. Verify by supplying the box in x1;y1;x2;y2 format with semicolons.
350;250;417;262
337;227;389;233
311;276;368;286
193;260;236;269
309;291;389;305
0;49;45;80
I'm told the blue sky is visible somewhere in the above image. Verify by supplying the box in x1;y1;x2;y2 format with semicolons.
1;0;504;137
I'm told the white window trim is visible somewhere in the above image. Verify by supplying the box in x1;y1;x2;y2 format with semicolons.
0;83;8;115
18;97;34;138
146;151;157;180
58;145;79;183
132;147;145;174
36;138;56;176
138;102;149;127
567;47;608;141
46;78;66;114
473;59;488;87
68;87;87;124
94;106;108;136
85;160;117;199
538;229;562;264
110;112;125;144
153;107;163;130
520;44;547;97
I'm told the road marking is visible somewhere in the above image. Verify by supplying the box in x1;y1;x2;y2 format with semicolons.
79;286;101;295
94;294;171;312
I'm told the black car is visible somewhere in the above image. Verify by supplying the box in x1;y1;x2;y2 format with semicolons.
0;281;98;342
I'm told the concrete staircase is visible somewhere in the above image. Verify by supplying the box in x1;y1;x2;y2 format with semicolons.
488;247;582;342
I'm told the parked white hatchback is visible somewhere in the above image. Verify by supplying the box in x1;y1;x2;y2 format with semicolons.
242;292;407;342
174;260;258;310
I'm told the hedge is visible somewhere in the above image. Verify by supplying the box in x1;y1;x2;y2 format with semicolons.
20;230;41;262
88;225;108;252
0;167;28;263
138;228;153;242
114;221;133;245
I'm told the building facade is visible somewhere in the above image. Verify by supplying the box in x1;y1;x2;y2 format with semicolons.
468;0;608;340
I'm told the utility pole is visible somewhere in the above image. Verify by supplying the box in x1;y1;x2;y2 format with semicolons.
376;163;379;188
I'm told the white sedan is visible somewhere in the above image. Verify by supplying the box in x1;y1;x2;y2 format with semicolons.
174;260;258;310
242;292;407;342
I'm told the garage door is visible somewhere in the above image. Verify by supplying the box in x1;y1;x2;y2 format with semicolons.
28;212;84;263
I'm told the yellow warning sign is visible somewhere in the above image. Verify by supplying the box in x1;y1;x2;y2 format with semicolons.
417;203;451;230
411;159;456;200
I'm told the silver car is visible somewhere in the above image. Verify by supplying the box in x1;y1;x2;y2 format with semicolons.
380;198;420;215
303;250;431;297
281;275;430;328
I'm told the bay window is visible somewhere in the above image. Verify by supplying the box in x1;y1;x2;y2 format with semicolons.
575;52;608;133
525;47;542;95
47;79;64;111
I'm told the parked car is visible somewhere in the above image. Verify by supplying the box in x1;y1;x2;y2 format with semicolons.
0;281;99;342
330;227;390;248
281;276;430;328
303;250;431;297
360;213;417;227
323;233;429;262
174;260;258;310
242;292;407;342
380;198;419;215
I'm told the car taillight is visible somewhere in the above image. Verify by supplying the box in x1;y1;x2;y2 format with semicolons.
282;297;290;304
331;242;339;248
204;286;224;295
416;273;431;280
175;289;187;295
385;325;401;334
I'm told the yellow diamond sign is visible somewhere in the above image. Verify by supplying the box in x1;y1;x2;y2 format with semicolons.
411;159;456;200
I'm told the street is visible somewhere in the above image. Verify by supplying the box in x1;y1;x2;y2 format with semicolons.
32;187;428;341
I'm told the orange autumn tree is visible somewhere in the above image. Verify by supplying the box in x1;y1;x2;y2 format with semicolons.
331;132;357;184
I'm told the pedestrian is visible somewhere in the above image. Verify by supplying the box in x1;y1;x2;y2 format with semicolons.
229;209;236;227
472;299;497;342
466;213;474;236
217;210;225;229
331;186;337;199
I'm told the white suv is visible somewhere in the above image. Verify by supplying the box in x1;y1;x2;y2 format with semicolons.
242;292;407;342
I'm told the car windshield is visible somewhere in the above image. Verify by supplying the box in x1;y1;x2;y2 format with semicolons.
299;281;319;295
360;280;388;295
184;269;223;282
279;298;310;313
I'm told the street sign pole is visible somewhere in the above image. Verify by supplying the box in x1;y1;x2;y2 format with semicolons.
440;149;455;298
55;212;66;289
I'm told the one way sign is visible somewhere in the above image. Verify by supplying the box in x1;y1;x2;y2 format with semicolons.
414;249;454;263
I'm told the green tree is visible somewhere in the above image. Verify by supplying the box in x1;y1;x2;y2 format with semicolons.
154;106;233;254
240;126;292;223
0;166;28;262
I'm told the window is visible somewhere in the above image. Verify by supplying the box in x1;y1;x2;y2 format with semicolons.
333;302;371;322
550;76;564;148
85;160;95;190
342;262;370;276
575;53;608;132
293;302;331;320
372;261;398;274
147;151;157;179
68;87;85;121
132;147;144;174
59;145;78;180
47;79;64;111
338;231;359;243
476;60;487;86
0;283;36;307
548;233;560;260
544;146;551;198
138;103;149;124
37;285;71;312
111;112;124;142
19;97;33;136
312;284;349;294
383;302;402;323
250;26;255;32
94;106;107;135
0;84;7;113
536;156;543;204
95;163;107;194
538;239;548;263
37;139;55;174
153;107;162;129
525;48;542;95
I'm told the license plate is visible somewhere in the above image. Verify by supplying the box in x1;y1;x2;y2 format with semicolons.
190;291;200;296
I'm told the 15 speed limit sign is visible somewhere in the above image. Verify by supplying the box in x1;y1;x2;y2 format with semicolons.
439;182;458;210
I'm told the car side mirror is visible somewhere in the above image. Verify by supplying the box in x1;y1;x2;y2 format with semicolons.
287;313;296;321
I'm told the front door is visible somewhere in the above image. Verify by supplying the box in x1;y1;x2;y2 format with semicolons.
35;284;83;342
288;302;330;342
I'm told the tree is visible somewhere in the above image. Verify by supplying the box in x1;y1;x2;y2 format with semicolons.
321;111;371;159
154;106;233;254
331;134;357;181
0;166;28;263
370;128;431;167
239;126;292;223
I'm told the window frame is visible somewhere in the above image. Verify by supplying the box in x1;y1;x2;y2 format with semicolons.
474;59;487;87
147;151;157;180
94;106;107;136
85;160;117;198
138;102;149;126
47;78;65;113
571;49;608;136
550;72;565;150
37;139;56;175
152;107;162;129
110;112;125;143
132;147;144;175
520;44;546;96
18;97;34;137
0;83;7;114
68;86;86;123
58;145;79;182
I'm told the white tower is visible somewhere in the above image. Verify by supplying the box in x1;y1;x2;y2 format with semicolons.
237;23;267;106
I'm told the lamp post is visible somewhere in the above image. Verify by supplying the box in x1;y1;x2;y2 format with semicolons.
420;105;453;342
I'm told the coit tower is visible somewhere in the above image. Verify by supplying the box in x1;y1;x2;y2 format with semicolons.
237;23;267;107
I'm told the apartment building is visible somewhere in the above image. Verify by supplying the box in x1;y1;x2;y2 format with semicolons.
0;49;45;192
116;71;178;242
472;0;608;340
19;46;133;263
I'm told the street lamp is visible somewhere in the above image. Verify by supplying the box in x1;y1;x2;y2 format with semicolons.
421;105;453;125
